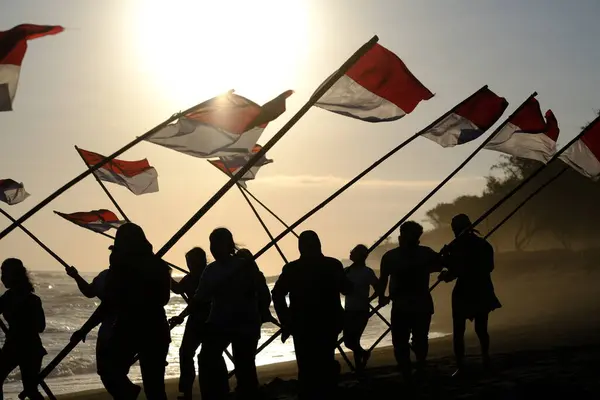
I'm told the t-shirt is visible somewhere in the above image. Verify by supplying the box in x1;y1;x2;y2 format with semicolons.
344;265;377;312
380;245;441;314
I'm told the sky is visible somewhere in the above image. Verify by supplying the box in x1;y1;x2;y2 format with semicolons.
0;0;599;275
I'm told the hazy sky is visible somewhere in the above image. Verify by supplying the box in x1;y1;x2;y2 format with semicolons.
1;0;599;275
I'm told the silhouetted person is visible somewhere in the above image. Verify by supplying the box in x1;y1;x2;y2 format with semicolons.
440;214;501;373
272;230;351;400
237;249;278;327
65;265;112;385
173;229;270;400
0;258;46;400
170;247;209;400
378;222;442;381
343;244;377;371
73;223;171;399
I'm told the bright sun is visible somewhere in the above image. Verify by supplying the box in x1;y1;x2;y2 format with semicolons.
133;0;310;107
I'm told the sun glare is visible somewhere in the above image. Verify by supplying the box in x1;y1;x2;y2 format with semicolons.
133;0;310;107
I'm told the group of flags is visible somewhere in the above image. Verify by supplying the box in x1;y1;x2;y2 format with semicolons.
1;23;599;239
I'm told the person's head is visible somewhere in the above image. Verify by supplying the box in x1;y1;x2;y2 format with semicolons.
298;230;322;258
451;214;477;238
113;223;153;255
209;228;236;261
1;258;34;292
399;221;423;247
185;247;207;273
350;244;368;264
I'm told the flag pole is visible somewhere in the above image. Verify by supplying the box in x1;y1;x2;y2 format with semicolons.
154;35;380;259
74;146;130;222
366;92;534;253
484;166;568;239
252;85;491;260
0;208;70;269
234;181;289;263
241;187;300;239
0;319;57;400
0;92;232;242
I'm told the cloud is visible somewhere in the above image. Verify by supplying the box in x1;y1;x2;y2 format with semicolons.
254;174;486;190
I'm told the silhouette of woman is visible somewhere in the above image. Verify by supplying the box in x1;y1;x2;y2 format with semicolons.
0;258;46;400
75;223;171;399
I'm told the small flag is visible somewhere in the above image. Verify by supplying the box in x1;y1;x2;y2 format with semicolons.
208;144;273;188
54;210;126;233
315;43;433;122
0;24;64;111
485;97;559;163
77;148;159;195
559;116;600;181
421;87;508;147
0;179;29;205
146;90;293;158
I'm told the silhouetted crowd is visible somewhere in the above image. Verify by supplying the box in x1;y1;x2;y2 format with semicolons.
0;213;500;400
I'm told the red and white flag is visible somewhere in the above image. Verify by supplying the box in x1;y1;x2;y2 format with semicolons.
421;87;508;147
0;24;64;111
208;145;273;188
315;43;433;122
0;179;29;205
559;116;600;181
146;90;292;158
54;209;126;233
77;148;159;195
485;97;559;163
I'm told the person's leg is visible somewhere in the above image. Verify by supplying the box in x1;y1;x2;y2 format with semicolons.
0;351;18;400
178;321;202;397
231;329;260;399
355;310;371;368
198;327;230;400
452;312;467;369
390;304;411;377
343;311;364;368
474;313;490;366
293;332;320;400
19;354;44;400
138;338;169;400
411;313;432;371
101;332;140;399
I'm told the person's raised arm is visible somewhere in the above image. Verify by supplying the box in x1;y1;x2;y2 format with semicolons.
170;275;187;295
66;266;97;298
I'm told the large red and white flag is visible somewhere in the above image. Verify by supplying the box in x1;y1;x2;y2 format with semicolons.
77;148;159;195
54;209;126;233
146;90;292;158
485;97;559;163
208;144;273;188
559;116;600;181
421;87;508;147
0;24;64;111
315;43;433;122
0;179;29;205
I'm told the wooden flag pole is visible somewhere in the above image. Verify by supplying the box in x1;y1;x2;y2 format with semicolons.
0;319;57;400
484;167;568;240
0;208;70;269
154;35;380;259
252;85;491;260
74;146;130;222
367;93;537;253
0;92;232;242
241;187;300;239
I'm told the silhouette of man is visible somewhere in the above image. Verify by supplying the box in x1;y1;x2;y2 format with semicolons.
175;228;269;400
170;247;209;400
378;221;442;381
0;259;46;400
343;244;378;371
440;214;501;373
65;265;113;386
272;230;352;400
